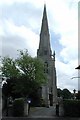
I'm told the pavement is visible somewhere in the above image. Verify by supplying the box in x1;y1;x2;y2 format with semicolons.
28;106;56;118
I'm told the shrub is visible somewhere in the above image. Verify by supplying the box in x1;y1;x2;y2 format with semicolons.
13;98;24;117
63;99;80;117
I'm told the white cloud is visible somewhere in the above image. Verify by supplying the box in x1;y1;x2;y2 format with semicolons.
47;0;78;59
1;19;39;57
0;0;29;5
56;58;78;92
48;0;78;91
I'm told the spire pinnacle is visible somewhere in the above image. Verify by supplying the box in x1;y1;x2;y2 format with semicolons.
44;2;46;10
43;3;47;19
40;3;49;34
38;4;51;57
44;0;46;6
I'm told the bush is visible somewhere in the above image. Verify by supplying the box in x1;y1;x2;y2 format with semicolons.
13;98;24;117
63;99;80;117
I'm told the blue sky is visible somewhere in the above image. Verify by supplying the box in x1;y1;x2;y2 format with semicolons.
0;0;79;92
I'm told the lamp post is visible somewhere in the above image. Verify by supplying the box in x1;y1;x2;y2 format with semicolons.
75;65;80;99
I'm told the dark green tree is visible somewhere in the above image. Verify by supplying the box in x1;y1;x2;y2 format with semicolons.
57;88;63;97
1;57;20;78
2;50;47;98
76;91;80;99
57;88;73;99
62;89;72;99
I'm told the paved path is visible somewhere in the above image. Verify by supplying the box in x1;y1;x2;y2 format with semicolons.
28;106;56;118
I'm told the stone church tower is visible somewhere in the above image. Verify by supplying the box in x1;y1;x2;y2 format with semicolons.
37;5;57;106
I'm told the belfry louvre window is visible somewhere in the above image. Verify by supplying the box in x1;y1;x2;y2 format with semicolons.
44;61;48;67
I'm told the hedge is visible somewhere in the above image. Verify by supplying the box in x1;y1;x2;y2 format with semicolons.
63;99;80;117
13;98;24;117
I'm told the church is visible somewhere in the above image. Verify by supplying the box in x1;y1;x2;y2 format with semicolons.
37;4;57;106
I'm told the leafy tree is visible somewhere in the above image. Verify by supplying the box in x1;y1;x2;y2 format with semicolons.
57;88;73;99
15;50;46;86
2;50;47;98
1;57;20;78
33;57;46;85
57;88;63;97
62;89;72;99
2;78;22;99
76;91;80;99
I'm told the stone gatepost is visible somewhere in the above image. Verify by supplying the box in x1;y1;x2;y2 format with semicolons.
58;97;64;117
24;101;29;116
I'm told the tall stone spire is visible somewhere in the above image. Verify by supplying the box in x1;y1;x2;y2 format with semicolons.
37;4;57;106
38;4;51;57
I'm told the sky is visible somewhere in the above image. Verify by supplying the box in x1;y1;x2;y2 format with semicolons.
0;0;79;92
